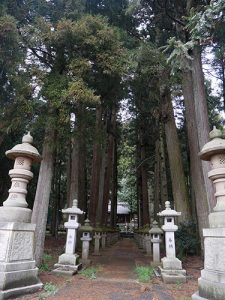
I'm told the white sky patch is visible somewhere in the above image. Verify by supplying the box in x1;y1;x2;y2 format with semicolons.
203;47;221;97
119;98;134;122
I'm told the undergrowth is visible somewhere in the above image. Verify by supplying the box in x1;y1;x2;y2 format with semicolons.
134;265;154;283
39;282;58;299
39;253;53;272
79;266;99;279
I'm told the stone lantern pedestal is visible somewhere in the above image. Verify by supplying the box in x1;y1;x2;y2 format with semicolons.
53;200;84;275
144;235;152;256
149;220;163;266
0;133;42;299
101;232;107;250
158;201;186;283
192;127;225;300
80;219;93;266
93;232;101;256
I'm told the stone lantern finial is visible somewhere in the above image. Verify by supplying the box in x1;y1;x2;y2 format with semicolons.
165;201;171;210
209;126;222;140
73;199;78;208
22;132;33;144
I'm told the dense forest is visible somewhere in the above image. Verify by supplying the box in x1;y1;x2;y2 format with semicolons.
0;0;225;265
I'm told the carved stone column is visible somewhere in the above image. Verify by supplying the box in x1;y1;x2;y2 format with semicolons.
192;126;225;300
0;133;42;299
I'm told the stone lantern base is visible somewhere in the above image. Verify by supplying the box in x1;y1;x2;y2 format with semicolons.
0;222;42;300
159;257;186;283
53;253;82;276
192;228;225;300
0;207;32;223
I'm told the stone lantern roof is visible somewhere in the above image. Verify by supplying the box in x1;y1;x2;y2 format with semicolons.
200;126;225;161
149;220;163;235
79;219;93;232
6;132;41;162
157;201;181;217
62;199;84;215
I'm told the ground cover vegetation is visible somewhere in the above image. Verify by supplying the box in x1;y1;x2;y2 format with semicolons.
0;0;225;265
134;265;154;283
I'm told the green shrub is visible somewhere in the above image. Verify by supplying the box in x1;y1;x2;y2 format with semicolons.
39;253;53;272
80;267;98;279
39;282;58;299
134;265;154;283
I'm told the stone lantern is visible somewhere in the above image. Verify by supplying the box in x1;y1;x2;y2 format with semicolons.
0;133;42;299
0;132;41;222
53;199;84;275
149;220;163;266
158;201;186;283
192;126;225;300
80;219;93;266
101;232;107;250
93;232;101;256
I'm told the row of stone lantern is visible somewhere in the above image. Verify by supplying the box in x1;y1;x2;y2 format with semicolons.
0;132;187;292
134;201;186;283
134;220;163;266
3;124;225;299
52;203;120;275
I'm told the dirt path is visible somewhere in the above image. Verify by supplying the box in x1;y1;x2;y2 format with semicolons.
17;236;201;300
47;238;174;300
91;238;151;280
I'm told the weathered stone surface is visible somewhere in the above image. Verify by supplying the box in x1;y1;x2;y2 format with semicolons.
158;202;186;283
161;257;182;270
53;200;83;276
0;261;36;272
0;282;42;300
0;222;42;300
93;233;101;256
192;127;225;299
58;253;79;266
192;292;207;300
161;272;186;284
0;233;9;262
9;231;33;261
0;207;32;223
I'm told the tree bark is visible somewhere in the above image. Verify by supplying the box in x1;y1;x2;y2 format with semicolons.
50;157;60;238
182;69;209;247
140;137;150;225
68;137;79;207
159;126;168;205
153;139;160;221
162;86;191;222
77;105;87;223
96;143;107;225
110;137;118;227
136;137;142;227
89;106;103;225
31;125;55;266
66;139;72;208
192;45;215;210
101;107;116;226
